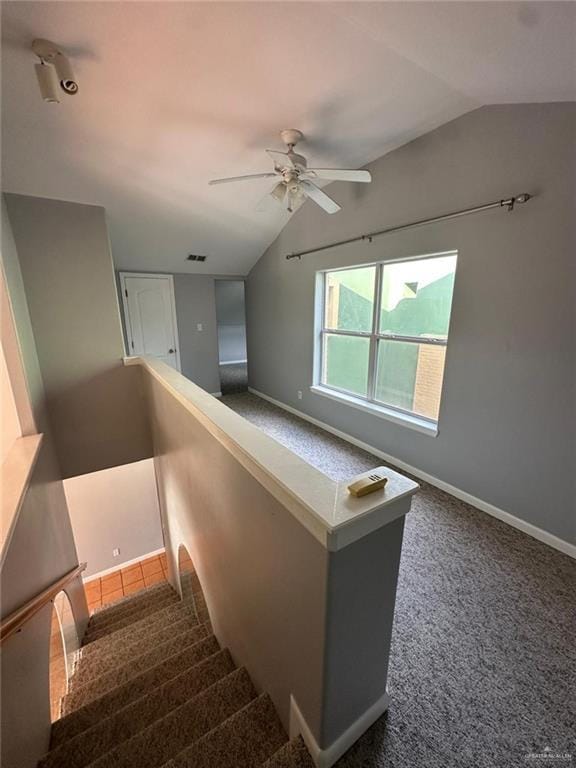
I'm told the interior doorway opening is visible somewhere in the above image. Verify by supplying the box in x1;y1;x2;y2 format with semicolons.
215;280;247;395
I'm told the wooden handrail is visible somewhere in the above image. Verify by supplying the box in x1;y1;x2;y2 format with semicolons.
0;562;87;644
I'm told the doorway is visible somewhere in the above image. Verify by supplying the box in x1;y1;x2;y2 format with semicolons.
120;272;181;371
215;280;247;395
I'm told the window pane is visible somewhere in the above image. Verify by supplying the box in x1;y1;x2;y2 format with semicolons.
323;334;370;397
375;340;447;421
325;267;375;332
379;254;456;339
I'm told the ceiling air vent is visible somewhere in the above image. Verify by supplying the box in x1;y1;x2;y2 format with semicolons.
187;254;207;262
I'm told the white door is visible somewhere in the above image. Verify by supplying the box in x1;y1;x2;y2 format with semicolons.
120;273;181;371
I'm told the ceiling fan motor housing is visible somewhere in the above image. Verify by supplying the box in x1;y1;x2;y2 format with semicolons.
280;128;304;148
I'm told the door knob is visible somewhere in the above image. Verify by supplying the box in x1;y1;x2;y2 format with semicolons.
169;348;175;354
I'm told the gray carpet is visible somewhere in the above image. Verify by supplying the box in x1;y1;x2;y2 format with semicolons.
221;392;576;768
219;363;248;395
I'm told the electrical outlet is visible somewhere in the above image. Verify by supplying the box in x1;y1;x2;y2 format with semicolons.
112;548;120;557
297;390;303;400
197;323;203;331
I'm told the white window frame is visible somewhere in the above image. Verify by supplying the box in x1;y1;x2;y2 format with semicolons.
311;251;457;436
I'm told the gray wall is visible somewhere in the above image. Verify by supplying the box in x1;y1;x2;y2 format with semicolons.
0;445;89;768
1;197;46;434
1;200;89;768
4;194;152;478
147;368;327;740
64;458;164;578
173;274;221;393
215;280;247;364
144;363;405;750
246;103;576;545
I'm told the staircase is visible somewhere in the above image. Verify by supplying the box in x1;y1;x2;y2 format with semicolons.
39;574;314;768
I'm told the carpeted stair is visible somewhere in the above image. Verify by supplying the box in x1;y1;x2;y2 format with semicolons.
41;574;314;768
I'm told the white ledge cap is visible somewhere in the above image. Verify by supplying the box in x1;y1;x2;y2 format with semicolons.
124;356;419;551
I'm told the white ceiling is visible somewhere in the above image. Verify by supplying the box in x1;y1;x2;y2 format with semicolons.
2;2;575;276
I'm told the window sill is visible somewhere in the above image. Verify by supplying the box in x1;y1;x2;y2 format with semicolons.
309;385;438;437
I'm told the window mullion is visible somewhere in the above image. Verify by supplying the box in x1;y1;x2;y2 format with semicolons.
367;263;382;402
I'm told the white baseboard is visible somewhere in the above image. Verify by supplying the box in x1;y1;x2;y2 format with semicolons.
289;691;390;768
248;388;575;560
211;391;223;398
83;547;165;583
220;359;247;366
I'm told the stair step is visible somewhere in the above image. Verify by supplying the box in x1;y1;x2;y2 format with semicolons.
83;592;178;643
261;737;316;768
40;649;236;768
85;667;257;768
52;634;220;745
65;624;210;711
81;601;193;652
164;694;287;768
72;615;202;689
86;584;174;634
73;612;198;685
87;582;173;628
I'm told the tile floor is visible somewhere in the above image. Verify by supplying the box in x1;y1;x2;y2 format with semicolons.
83;552;168;615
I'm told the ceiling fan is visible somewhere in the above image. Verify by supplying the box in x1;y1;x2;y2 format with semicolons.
209;129;371;214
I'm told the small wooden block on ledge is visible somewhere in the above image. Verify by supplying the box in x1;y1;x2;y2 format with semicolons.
347;470;388;498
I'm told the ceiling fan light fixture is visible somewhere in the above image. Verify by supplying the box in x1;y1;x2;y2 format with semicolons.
270;182;286;203
209;127;371;216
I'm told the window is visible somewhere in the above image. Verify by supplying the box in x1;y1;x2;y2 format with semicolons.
315;252;457;431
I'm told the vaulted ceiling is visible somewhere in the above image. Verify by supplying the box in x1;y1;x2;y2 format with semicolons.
2;2;574;275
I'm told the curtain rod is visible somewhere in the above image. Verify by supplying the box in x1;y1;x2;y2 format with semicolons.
285;193;532;261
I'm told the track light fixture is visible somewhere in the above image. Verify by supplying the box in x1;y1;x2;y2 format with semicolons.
32;38;78;103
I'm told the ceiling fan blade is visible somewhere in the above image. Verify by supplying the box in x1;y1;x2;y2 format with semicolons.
266;149;294;170
209;172;277;186
300;180;341;214
256;182;286;212
305;169;372;183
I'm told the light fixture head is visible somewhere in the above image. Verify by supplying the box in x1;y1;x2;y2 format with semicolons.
54;53;78;95
32;38;78;99
34;61;60;103
270;182;287;203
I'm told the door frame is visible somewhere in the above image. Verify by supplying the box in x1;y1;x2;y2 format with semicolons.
119;271;182;372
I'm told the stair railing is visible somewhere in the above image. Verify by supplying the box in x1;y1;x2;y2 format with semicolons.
0;562;87;644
